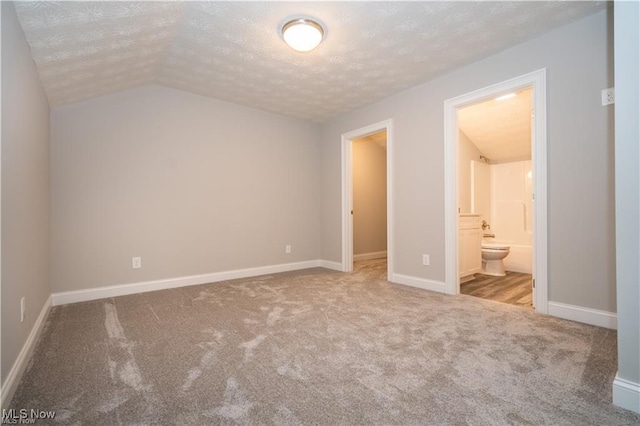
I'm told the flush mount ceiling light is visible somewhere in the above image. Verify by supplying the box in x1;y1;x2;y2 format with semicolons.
281;18;325;52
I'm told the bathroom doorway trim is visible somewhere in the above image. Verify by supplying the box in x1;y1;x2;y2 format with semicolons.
443;69;548;313
341;119;394;279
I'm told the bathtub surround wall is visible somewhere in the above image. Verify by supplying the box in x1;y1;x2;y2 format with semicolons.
471;159;533;274
491;161;533;273
352;137;387;259
1;1;51;402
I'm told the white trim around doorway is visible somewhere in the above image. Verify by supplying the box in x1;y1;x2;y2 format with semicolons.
341;120;394;280
443;69;548;314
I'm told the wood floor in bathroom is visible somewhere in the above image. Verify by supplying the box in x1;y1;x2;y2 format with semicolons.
461;271;533;308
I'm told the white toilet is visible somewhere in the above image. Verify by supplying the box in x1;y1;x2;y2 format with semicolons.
481;236;510;276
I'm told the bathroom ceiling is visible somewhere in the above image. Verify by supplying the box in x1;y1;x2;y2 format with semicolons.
14;1;606;122
356;130;387;148
458;88;532;163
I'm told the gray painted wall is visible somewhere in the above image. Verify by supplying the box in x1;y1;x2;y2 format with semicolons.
1;2;51;384
614;0;640;392
51;85;321;293
353;138;387;256
320;10;616;312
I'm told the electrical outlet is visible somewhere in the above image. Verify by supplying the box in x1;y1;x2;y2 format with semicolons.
601;87;615;106
422;254;430;266
285;245;292;254
132;257;142;269
21;297;26;323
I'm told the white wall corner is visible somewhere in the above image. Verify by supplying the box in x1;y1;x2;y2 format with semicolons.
319;260;343;271
613;374;640;414
1;296;52;409
547;301;617;329
390;273;447;293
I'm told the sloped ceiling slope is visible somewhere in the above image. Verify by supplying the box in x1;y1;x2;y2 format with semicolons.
459;88;532;163
14;1;605;122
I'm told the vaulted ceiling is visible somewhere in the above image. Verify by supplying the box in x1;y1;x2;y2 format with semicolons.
14;1;606;122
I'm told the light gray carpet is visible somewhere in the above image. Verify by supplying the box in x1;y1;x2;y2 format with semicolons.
10;259;640;425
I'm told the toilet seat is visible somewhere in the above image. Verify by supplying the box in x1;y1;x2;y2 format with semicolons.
481;242;510;250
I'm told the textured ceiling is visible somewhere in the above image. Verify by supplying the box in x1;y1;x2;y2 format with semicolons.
14;1;606;122
459;88;532;163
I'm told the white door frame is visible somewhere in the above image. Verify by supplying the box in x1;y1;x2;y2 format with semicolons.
341;119;394;278
443;69;548;314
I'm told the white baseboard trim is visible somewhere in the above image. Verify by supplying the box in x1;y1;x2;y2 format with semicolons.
547;301;617;329
613;374;640;414
353;251;387;261
51;260;322;306
319;260;343;271
460;274;475;284
390;273;447;293
1;296;52;409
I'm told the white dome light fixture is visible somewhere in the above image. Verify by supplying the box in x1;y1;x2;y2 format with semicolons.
281;18;324;52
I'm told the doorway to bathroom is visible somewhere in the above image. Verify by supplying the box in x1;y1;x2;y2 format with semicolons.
443;69;548;313
459;88;534;307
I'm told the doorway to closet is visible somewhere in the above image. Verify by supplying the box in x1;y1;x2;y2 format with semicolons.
341;120;394;279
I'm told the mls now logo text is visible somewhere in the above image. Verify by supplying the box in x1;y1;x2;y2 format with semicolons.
2;409;56;424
